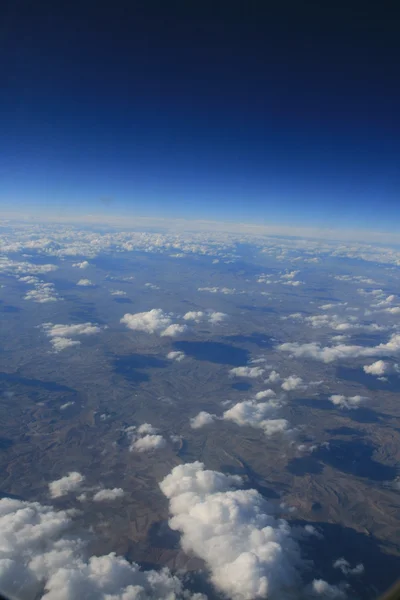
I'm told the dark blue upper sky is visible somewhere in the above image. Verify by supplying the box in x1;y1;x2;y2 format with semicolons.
1;0;399;230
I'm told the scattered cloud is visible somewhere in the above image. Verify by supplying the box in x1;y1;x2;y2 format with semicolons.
160;323;188;337
229;366;265;378
24;282;60;303
50;337;81;351
49;471;85;498
183;310;228;324
131;434;167;452
279;332;400;363
110;289;127;296
43;322;102;337
76;278;94;286
223;400;289;436
333;558;364;576
92;488;125;502
72;261;90;269
60;401;75;410
198;286;236;294
121;309;172;334
127;423;167;453
167;350;185;362
281;376;304;391
254;389;276;400
363;360;389;376
190;411;216;429
329;395;368;410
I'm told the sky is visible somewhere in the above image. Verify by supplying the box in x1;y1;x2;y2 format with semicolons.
1;0;399;231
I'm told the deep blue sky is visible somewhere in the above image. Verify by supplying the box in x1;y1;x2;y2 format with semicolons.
1;0;399;230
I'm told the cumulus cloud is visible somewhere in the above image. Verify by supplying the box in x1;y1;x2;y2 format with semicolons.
92;488;125;502
137;423;158;435
208;311;228;324
127;423;167;453
131;434;167;452
43;322;102;337
310;579;348;599
190;411;216;429
183;311;228;324
72;261;90;268
229;366;265;378
18;275;40;284
363;360;389;376
329;395;368;410
223;400;289;436
278;332;400;363
121;309;184;337
49;472;85;498
42;322;101;350
50;337;81;352
159;462;303;600
198;286;236;294
24;282;60;303
160;323;188;337
265;370;281;383
281;270;300;280
333;558;364;576
110;289;127;296
0;496;201;600
76;278;94;286
183;311;205;322
254;389;276;400
281;376;304;391
167;350;185;362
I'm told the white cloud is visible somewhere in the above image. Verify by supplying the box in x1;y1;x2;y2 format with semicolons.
183;310;228;325
137;423;158;435
183;311;205;322
76;278;94;286
110;290;127;296
333;558;364;576
198;286;236;294
92;488;125;502
190;411;216;429
130;434;167;453
72;261;90;269
254;389;276;400
160;323;188;337
281;376;304;391
49;472;85;498
60;401;75;410
43;322;102;337
24;282;60;303
363;360;389;376
282;280;303;287
208;311;228;324
229;366;265;378
329;395;368;410
310;579;348;599
167;351;185;362
278;332;400;363
281;270;300;280
159;462;303;600
18;275;40;284
265;370;281;383
223;400;289;436
120;309;172;334
50;337;81;352
0;496;201;600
